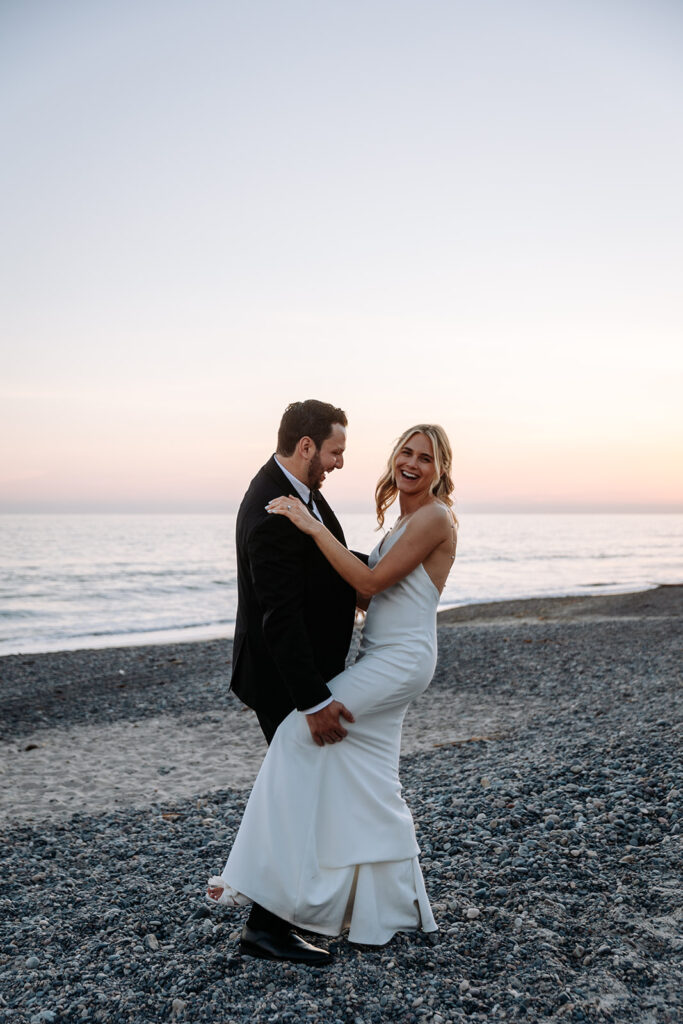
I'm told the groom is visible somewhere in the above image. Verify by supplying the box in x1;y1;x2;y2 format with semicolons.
230;399;359;964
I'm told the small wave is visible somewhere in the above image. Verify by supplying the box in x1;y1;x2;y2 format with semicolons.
0;620;236;657
465;551;629;564
68;617;234;641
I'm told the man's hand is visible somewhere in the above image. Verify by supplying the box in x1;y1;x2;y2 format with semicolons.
306;700;355;747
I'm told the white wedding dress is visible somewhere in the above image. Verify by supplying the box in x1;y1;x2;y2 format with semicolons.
216;524;440;945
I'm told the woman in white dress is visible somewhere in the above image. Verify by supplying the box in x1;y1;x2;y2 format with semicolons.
207;424;457;949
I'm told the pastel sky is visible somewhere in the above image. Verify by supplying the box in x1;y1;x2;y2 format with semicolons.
1;0;681;512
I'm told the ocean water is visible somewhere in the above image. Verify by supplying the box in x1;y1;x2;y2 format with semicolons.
0;512;681;657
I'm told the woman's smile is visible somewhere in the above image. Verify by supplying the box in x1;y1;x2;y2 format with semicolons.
394;432;435;492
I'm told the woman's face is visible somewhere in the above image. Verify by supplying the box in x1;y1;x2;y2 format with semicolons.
393;432;436;497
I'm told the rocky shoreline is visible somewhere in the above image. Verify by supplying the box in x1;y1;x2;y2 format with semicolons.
1;586;681;1023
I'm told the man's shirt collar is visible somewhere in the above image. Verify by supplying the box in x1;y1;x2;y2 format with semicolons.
273;455;312;505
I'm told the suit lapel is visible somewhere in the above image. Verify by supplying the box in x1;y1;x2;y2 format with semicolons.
261;456;347;547
314;490;346;545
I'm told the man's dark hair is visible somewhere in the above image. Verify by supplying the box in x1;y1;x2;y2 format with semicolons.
276;399;347;456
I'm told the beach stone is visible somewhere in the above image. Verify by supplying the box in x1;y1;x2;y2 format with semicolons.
26;956;40;969
1;589;681;1024
465;907;480;920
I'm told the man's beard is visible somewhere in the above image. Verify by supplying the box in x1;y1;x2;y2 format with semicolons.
307;452;324;491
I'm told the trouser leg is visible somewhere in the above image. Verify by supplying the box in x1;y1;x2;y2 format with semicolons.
246;901;291;935
249;705;290;934
255;707;280;745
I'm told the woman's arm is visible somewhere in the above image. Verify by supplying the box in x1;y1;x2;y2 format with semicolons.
266;497;452;596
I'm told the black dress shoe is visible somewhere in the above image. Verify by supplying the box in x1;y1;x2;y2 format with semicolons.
239;923;332;965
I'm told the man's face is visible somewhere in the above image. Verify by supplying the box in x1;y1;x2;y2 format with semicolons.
307;423;346;491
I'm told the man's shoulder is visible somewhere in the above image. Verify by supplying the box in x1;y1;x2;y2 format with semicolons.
238;461;283;515
237;460;304;547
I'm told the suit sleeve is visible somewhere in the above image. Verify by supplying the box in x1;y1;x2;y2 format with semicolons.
247;515;332;712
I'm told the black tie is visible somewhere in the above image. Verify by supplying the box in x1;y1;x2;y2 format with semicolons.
306;491;316;514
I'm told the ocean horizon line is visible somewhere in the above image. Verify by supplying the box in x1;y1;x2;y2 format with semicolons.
2;505;682;515
3;512;680;660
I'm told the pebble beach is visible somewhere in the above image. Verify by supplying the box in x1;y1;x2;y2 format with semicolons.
1;586;681;1023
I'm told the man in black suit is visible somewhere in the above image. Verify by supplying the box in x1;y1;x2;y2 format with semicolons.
229;399;359;964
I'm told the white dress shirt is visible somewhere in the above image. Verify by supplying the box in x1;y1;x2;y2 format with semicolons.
273;456;322;521
273;456;333;716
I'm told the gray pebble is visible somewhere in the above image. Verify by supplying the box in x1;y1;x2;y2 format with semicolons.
1;606;680;1023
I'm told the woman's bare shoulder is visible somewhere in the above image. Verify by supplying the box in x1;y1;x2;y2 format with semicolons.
409;501;455;535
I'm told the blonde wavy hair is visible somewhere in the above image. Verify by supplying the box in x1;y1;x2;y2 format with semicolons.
375;424;455;529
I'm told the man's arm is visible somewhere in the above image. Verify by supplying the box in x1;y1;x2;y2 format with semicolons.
248;516;354;745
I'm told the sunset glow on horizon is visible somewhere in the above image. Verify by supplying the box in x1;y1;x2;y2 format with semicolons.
2;1;682;513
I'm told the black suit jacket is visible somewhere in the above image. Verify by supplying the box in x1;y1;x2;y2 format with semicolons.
230;456;357;728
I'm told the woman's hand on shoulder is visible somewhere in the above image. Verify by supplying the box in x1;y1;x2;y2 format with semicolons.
266;495;322;536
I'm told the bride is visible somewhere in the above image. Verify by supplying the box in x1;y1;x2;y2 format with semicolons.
207;424;457;958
